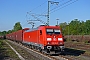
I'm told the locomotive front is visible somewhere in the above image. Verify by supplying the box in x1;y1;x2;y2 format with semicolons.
39;26;64;54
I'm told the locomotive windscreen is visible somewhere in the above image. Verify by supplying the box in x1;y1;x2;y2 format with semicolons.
46;29;60;34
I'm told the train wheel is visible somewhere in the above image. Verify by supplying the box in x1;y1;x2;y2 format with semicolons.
31;45;33;49
39;47;42;52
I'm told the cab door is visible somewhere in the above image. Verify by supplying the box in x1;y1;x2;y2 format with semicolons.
38;30;44;44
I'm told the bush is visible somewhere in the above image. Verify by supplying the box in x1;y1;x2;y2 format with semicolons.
85;40;89;43
0;40;2;48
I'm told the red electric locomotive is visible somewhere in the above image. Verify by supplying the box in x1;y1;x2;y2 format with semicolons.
23;25;64;54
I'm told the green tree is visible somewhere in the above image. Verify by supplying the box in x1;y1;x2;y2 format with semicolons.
85;20;90;35
59;22;68;35
59;19;90;35
7;30;12;34
79;21;85;35
0;31;7;36
2;31;7;35
69;19;81;35
0;31;2;35
13;22;22;31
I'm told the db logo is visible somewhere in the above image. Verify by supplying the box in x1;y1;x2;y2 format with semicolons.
53;38;56;41
53;36;56;41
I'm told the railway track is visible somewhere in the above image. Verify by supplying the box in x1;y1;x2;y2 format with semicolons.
64;42;90;60
51;44;90;60
65;42;90;51
6;40;68;60
6;40;90;60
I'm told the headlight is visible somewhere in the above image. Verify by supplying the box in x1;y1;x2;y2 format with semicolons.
47;38;52;41
58;38;63;41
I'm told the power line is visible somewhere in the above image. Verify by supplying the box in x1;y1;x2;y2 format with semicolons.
23;0;47;27
35;0;64;22
37;0;78;25
50;0;78;14
27;0;64;20
36;0;72;22
50;0;72;12
41;0;64;15
25;0;47;20
25;0;78;26
25;0;47;26
30;0;47;12
27;12;47;25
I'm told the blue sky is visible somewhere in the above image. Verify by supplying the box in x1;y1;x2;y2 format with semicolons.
0;0;90;31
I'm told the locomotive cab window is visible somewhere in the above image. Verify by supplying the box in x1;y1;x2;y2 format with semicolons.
46;29;60;34
46;29;53;34
54;29;60;34
40;30;42;35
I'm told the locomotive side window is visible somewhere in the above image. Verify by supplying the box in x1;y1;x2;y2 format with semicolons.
40;30;42;35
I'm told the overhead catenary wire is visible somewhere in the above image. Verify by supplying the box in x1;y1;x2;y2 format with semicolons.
38;0;78;20
27;12;47;25
50;0;78;14
26;0;64;18
30;0;78;25
41;0;65;15
25;1;47;18
26;0;47;17
35;0;65;20
25;0;78;27
39;0;71;15
50;0;72;12
38;0;73;19
30;0;47;12
23;0;47;27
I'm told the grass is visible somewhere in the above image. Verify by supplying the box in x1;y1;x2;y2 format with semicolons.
7;40;40;60
0;40;20;60
0;40;3;48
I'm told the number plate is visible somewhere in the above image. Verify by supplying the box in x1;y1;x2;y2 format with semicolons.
52;42;58;44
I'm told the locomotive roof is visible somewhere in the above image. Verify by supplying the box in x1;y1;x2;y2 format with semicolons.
25;28;38;32
25;25;60;32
